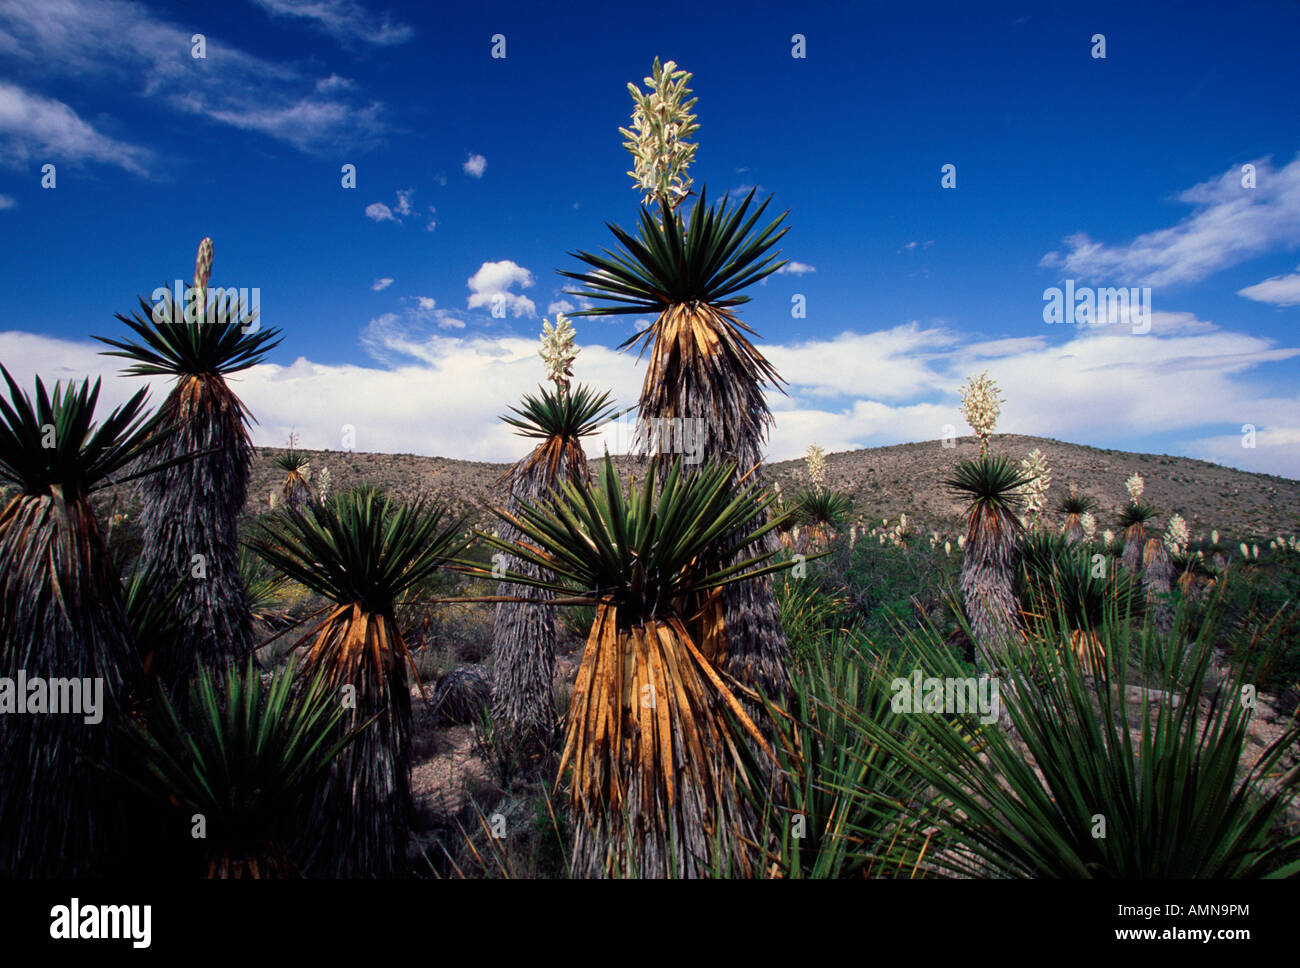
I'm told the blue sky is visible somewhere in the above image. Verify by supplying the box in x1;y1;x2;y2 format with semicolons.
1;0;1298;476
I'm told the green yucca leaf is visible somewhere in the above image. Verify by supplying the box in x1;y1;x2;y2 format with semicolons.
249;487;469;613
793;488;853;529
270;449;310;473
0;365;180;496
1117;501;1158;528
480;456;795;620
944;455;1033;513
559;187;789;319
95;288;282;377
1057;491;1097;515
500;383;624;441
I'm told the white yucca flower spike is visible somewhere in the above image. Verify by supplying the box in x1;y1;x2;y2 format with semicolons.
619;57;699;207
1103;529;1114;544
1019;448;1051;522
1164;512;1189;554
317;466;332;502
1125;473;1145;502
1080;511;1097;541
944;540;951;556
1239;542;1249;559
957;370;1004;454
1211;529;1220;546
804;443;827;488
849;526;857;548
539;313;579;386
957;534;966;549
1251;543;1259;559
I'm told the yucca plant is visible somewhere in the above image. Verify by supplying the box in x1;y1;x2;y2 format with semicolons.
122;563;184;678
238;544;290;625
491;380;621;754
1143;536;1176;632
1057;487;1097;545
855;599;1300;878
271;448;313;509
945;455;1033;669
482;456;796;877
1117;502;1158;573
792;487;853;549
250;487;469;876
116;658;363;878
96;238;283;689
0;367;174;876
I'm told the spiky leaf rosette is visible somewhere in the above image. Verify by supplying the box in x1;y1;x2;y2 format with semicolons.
115;659;360;878
96;284;283;685
482;456;793;877
0;368;171;876
492;383;621;754
945;455;1032;668
250;488;469;876
1057;490;1097;545
792;487;853;551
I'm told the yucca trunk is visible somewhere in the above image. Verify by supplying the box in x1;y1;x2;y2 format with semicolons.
1121;523;1146;572
0;488;133;876
1142;538;1174;633
640;303;791;709
564;603;767;877
1063;514;1083;545
282;473;311;510
491;459;560;752
137;374;254;687
301;603;412;877
961;504;1023;669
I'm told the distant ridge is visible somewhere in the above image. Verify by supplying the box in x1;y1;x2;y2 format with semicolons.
244;434;1300;539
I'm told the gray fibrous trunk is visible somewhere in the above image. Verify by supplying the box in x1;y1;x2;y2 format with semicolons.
961;510;1022;670
0;493;132;877
1063;516;1084;546
136;376;253;689
490;458;559;752
1142;538;1174;633
1122;524;1147;573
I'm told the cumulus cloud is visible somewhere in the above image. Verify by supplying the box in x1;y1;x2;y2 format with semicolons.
4;308;1297;476
776;261;817;275
546;299;576;316
1040;155;1300;287
416;296;435;311
371;277;394;291
466;260;535;317
364;202;396;222
1238;265;1300;307
463;153;486;178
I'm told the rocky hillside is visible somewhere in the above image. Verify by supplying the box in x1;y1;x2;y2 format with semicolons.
244;434;1300;541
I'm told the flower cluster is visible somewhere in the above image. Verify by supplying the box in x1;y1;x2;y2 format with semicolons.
619;58;699;207
958;370;1004;453
1080;511;1097;541
1125;472;1144;502
539;314;579;386
1019;448;1051;524
804;443;827;488
317;466;332;503
1164;512;1189;553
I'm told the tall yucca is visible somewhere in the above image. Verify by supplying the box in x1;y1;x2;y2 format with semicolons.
945;455;1033;669
0;367;172;876
250;487;469;876
483;457;795;877
271;448;312;509
1117;502;1158;573
561;187;793;707
96;239;282;688
491;383;620;753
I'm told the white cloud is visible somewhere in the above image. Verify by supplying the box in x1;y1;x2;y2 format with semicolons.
371;277;394;291
1040;155;1300;287
467;260;535;317
364;202;396;222
0;0;387;155
1238;265;1300;307
416;296;436;311
546;299;576;316
5;305;1298;477
247;0;412;46
425;205;437;232
463;153;486;178
776;261;817;275
394;188;413;216
0;82;151;173
0;194;13;208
